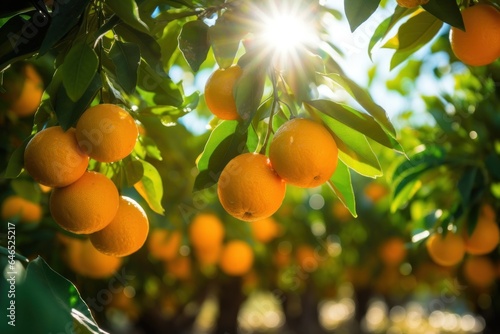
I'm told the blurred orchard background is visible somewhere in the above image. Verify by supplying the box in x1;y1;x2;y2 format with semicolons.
1;0;500;333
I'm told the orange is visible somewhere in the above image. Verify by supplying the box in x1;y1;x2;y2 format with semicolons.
0;63;44;117
269;118;338;188
219;240;254;276
296;245;319;272
204;65;242;120
194;244;222;266
165;256;192;280
217;153;286;221
462;256;496;289
379;237;407;267
364;182;389;203
64;238;122;279
75;104;138;162
1;195;42;223
331;201;352;222
189;213;225;250
396;0;429;8
148;229;182;261
50;171;119;234
24;126;89;187
449;4;500;66
250;216;280;243
426;232;466;267
463;209;500;255
90;196;149;257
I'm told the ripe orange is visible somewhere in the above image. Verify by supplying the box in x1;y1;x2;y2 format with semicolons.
331;201;352;222
364;182;389;203
90;196;149;257
1;195;42;223
379;237;407;267
165;255;192;280
396;0;429;8
449;4;500;66
0;63;44;117
463;209;500;255
218;153;286;222
194;244;222;266
64;238;122;279
75;104;138;162
426;232;466;267
24;126;89;187
296;245;319;272
250;216;280;243
189;213;225;250
462;255;497;289
148;229;182;261
219;240;254;276
204;65;242;120
269;118;338;188
50;171;119;234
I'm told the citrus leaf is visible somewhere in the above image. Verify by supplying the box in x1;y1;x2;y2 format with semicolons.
390;10;442;69
55;72;102;130
1;135;31;179
134;160;164;215
109;41;140;94
391;146;446;184
209;15;244;69
390;178;422;212
125;159;144;187
344;0;381;32
305;99;396;150
178;20;210;72
106;0;149;34
327;160;357;217
62;41;99;102
422;0;464;30
194;120;248;191
368;6;416;58
138;61;183;107
319;73;396;137
319;113;382;178
39;0;88;55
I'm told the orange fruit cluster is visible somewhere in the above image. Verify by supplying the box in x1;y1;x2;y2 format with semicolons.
426;204;499;267
217;117;338;222
450;4;500;66
22;104;148;264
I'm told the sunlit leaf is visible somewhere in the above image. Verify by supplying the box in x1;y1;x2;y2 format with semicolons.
106;0;149;34
327;160;357;217
62;42;99;102
344;0;381;32
209;13;244;69
134;160;164;214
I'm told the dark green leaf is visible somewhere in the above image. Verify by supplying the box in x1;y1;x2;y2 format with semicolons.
422;0;464;30
305;99;396;150
390;10;442;69
158;20;182;67
62;42;99;101
391;146;446;183
320;73;396;137
55;72;102;130
109;41;140;94
209;14;245;69
327;160;357;217
1;135;31;179
344;0;381;32
194;120;248;191
486;153;500;181
39;0;88;55
178;20;210;72
138;61;183;107
106;0;149;34
125;159;144;187
134;160;164;214
11;179;41;203
458;167;478;208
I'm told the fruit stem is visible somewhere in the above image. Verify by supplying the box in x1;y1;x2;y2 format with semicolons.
260;69;279;154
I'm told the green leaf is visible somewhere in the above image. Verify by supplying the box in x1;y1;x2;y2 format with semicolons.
344;0;381;32
327;160;357;217
11;179;41;203
106;0;149;34
158;20;182;67
320;73;396;137
486;153;500;181
62;42;99;102
1;135;31;179
178;20;210;72
422;0;464;30
458;167;478;208
194;120;248;191
39;0;88;55
138;61;183;107
125;159;144;187
235;51;268;127
390;10;442;69
0;257;107;334
55;72;102;130
390;178;422;212
368;6;416;58
319;113;382;178
305;100;396;150
134;160;164;215
109;41;140;94
209;14;244;69
391;146;446;184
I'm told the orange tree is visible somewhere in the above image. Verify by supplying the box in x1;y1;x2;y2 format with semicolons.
1;0;500;333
